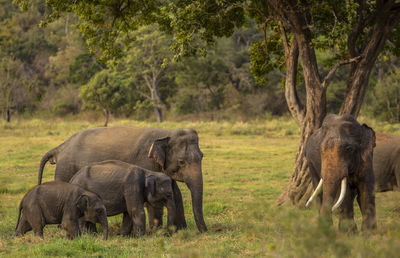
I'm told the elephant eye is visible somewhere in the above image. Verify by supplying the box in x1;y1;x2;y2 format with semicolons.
345;145;354;153
96;208;103;214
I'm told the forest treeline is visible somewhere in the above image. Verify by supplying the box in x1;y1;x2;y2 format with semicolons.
0;0;399;124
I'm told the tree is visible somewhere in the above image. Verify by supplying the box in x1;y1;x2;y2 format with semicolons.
113;25;174;122
20;0;400;205
80;69;130;126
371;63;400;122
0;56;25;122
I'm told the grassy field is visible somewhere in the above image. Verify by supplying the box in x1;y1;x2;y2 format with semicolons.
1;117;400;257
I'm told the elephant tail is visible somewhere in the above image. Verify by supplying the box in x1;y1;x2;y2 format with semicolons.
38;148;58;185
13;199;23;237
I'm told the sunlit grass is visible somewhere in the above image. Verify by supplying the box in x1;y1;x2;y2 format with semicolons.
1;117;400;257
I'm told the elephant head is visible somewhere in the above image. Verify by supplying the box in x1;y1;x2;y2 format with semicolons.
306;114;376;225
76;192;108;240
148;129;207;232
145;173;176;231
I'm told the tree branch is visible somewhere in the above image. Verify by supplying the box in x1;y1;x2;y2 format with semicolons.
321;56;362;89
279;21;289;54
232;3;270;21
284;37;305;125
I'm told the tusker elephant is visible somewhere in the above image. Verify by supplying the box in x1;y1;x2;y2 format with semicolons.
14;181;108;239
373;133;400;192
70;160;176;237
305;114;376;232
38;126;207;232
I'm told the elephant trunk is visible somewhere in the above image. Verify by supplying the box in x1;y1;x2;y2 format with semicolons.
166;198;177;233
100;215;108;240
185;164;207;232
320;175;347;224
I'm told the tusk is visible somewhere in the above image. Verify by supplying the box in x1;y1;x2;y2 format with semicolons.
332;177;347;211
305;179;323;207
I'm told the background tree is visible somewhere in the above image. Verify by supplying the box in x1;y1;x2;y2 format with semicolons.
370;64;400;122
113;25;175;122
0;56;25;122
80;69;130;126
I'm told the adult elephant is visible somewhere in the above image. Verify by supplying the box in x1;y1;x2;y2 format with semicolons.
38;126;207;232
373;133;400;192
305;114;376;232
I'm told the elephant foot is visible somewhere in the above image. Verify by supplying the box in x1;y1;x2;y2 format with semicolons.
361;220;377;231
339;219;358;234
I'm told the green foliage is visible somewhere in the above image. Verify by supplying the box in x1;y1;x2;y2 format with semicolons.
69;53;103;85
369;66;400;122
80;69;130;114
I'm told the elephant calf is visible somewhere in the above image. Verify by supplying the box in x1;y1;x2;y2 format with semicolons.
14;181;108;239
70;160;176;237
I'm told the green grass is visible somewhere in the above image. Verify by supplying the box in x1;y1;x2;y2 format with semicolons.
1;117;400;257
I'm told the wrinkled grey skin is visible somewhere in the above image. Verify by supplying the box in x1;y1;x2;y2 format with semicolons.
373;134;400;192
305;114;376;232
70;160;176;237
14;181;108;239
38;126;206;232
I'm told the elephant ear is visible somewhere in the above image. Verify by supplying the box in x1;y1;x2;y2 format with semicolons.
148;137;170;171
76;195;89;215
360;124;376;163
145;175;157;197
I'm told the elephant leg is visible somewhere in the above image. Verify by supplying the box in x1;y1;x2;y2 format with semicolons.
54;161;76;182
357;180;377;231
130;206;146;237
338;189;357;233
62;215;81;239
14;215;32;236
85;222;98;234
172;180;187;230
394;161;400;190
147;204;163;231
27;207;45;238
126;195;146;237
120;212;133;236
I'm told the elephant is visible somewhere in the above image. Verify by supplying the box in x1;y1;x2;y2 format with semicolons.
38;126;207;232
70;160;176;237
14;181;108;239
373;133;400;192
305;114;376;232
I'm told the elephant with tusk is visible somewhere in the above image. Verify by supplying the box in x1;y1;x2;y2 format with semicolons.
305;114;377;232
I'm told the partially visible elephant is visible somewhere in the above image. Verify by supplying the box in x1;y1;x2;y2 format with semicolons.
305;114;376;232
373;133;400;192
38;126;207;232
14;181;108;239
70;160;176;237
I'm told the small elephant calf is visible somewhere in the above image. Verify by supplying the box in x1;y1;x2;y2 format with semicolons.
14;181;108;239
70;160;176;237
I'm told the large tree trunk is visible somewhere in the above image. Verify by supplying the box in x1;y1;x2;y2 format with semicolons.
274;3;327;205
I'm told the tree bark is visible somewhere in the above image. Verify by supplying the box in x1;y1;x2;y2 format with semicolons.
103;108;109;127
5;107;10;123
154;106;162;123
150;85;163;123
274;1;327;205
